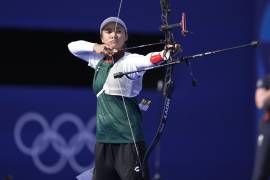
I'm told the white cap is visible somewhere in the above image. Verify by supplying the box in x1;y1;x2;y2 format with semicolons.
99;17;127;34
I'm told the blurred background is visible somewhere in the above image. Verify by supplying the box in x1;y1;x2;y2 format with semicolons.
0;0;269;179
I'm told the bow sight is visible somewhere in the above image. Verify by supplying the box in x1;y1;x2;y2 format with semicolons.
160;12;188;37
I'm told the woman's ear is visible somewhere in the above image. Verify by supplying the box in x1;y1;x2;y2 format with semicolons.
125;34;128;42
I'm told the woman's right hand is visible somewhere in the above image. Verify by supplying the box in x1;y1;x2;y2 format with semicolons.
93;44;115;56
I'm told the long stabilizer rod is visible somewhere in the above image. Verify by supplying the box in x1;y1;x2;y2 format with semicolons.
113;41;259;79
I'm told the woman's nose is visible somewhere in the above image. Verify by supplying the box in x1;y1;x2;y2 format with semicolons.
111;32;117;39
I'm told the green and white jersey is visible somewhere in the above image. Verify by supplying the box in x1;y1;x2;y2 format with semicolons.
93;60;145;143
67;40;167;143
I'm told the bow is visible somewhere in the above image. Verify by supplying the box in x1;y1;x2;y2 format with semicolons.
142;0;186;168
112;0;188;177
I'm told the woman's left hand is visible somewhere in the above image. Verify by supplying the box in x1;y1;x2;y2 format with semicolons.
165;43;182;55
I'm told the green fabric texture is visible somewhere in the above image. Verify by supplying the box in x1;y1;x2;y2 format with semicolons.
92;60;144;143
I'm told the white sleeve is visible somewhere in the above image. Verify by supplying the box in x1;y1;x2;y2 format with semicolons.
123;52;166;79
67;40;104;69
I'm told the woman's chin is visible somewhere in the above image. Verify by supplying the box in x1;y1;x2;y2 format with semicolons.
109;44;124;50
110;46;117;49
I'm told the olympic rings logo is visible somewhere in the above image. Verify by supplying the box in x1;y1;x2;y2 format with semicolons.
14;112;96;174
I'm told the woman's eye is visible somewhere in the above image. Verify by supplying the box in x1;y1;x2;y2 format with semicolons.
104;29;122;34
106;30;112;33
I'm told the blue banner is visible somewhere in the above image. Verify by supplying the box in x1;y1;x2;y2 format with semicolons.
0;86;97;179
0;83;255;179
0;86;161;179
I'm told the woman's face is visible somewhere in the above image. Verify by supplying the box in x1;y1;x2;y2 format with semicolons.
101;22;128;50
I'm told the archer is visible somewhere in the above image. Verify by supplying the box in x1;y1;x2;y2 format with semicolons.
68;16;180;180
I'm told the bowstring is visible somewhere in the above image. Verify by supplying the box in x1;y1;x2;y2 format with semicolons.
113;0;144;175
